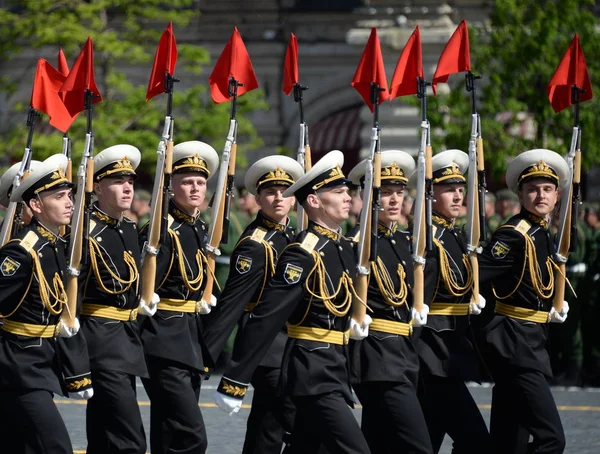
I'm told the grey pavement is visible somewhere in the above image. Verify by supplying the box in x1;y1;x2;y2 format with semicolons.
58;377;600;454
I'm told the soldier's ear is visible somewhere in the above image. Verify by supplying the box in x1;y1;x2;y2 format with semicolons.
305;193;320;210
28;197;42;215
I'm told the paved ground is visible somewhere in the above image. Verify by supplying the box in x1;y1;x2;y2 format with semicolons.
60;377;600;454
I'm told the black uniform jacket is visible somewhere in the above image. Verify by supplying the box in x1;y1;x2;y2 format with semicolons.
0;220;91;395
479;209;555;377
79;205;147;377
204;210;295;368
416;214;479;381
219;221;357;404
349;223;420;386
139;201;212;372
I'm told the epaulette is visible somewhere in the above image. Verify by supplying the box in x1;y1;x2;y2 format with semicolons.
514;219;531;235
300;232;319;252
89;219;97;232
432;224;438;238
168;214;176;229
346;231;360;243
250;227;267;243
17;231;40;253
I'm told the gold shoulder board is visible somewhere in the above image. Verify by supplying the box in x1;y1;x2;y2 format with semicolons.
300;232;319;252
168;214;176;229
432;225;438;237
19;231;39;253
514;220;531;236
250;227;267;242
89;220;97;232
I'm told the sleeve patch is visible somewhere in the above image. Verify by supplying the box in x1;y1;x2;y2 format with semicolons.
1;256;20;276
491;241;511;259
283;263;303;284
235;255;253;274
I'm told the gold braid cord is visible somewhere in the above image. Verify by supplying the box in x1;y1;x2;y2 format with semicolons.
433;238;473;298
89;238;139;295
170;230;206;292
245;239;276;311
371;257;408;307
31;251;66;315
493;233;554;300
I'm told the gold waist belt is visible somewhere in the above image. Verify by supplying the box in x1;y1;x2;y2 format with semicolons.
287;325;350;345
81;304;138;321
370;318;412;336
495;301;549;324
429;302;470;316
2;319;57;338
158;298;201;313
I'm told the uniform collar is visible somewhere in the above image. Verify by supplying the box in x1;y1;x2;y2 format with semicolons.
522;209;549;229
257;210;288;232
432;213;454;229
92;204;120;226
170;201;200;224
32;219;59;243
308;221;340;241
377;221;398;238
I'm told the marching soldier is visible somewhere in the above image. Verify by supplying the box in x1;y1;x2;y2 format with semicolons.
416;149;490;453
479;149;569;454
204;155;303;454
79;144;148;454
0;155;89;453
214;150;371;453
139;141;219;454
348;150;434;454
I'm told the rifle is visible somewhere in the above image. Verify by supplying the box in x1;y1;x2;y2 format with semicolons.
201;77;240;303
0;107;38;247
412;77;433;314
464;71;485;304
353;82;384;324
63;90;96;328
552;85;582;312
139;73;177;307
294;82;311;231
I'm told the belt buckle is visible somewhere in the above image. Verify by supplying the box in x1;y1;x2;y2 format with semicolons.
129;308;138;321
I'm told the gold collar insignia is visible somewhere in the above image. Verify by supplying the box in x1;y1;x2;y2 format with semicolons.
377;222;398;237
432;214;454;229
171;206;197;224
92;208;119;226
311;223;340;241
527;212;549;229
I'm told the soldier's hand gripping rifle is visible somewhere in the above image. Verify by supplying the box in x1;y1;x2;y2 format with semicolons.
64;90;97;328
412;77;434;317
0;107;38;247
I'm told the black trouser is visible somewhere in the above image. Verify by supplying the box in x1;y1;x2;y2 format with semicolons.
490;367;565;454
243;366;295;454
354;381;433;454
0;388;72;454
418;375;490;454
289;392;370;454
142;356;207;454
86;369;146;454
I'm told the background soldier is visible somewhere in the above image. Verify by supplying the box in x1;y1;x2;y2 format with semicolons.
416;149;490;453
204;155;303;454
0;155;85;453
348;150;433;454
479;149;569;454
139;141;219;454
214;150;371;453
79;144;147;454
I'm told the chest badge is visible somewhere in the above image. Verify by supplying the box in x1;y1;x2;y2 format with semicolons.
1;257;20;277
235;255;253;274
491;241;510;259
283;263;303;284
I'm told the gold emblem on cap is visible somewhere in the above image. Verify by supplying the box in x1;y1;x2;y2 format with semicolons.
381;162;405;178
114;156;134;170
50;168;67;180
329;166;343;178
441;163;461;176
530;160;551;174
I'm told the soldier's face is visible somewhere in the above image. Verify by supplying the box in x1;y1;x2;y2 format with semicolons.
30;187;73;228
172;173;207;215
310;185;351;225
433;184;464;219
256;185;294;222
378;184;405;224
518;179;558;218
94;176;135;216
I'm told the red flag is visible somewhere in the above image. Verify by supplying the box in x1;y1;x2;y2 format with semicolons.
547;34;593;113
31;59;78;133
389;26;423;99
282;33;299;96
351;28;389;112
209;27;259;104
432;20;471;95
57;48;69;76
59;37;102;116
146;22;178;102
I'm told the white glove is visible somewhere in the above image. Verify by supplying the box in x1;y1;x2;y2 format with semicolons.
209;294;217;307
214;391;242;416
411;304;429;327
138;293;160;316
196;299;212;315
69;388;94;400
56;317;80;338
469;294;486;316
549;301;569;323
349;314;372;340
